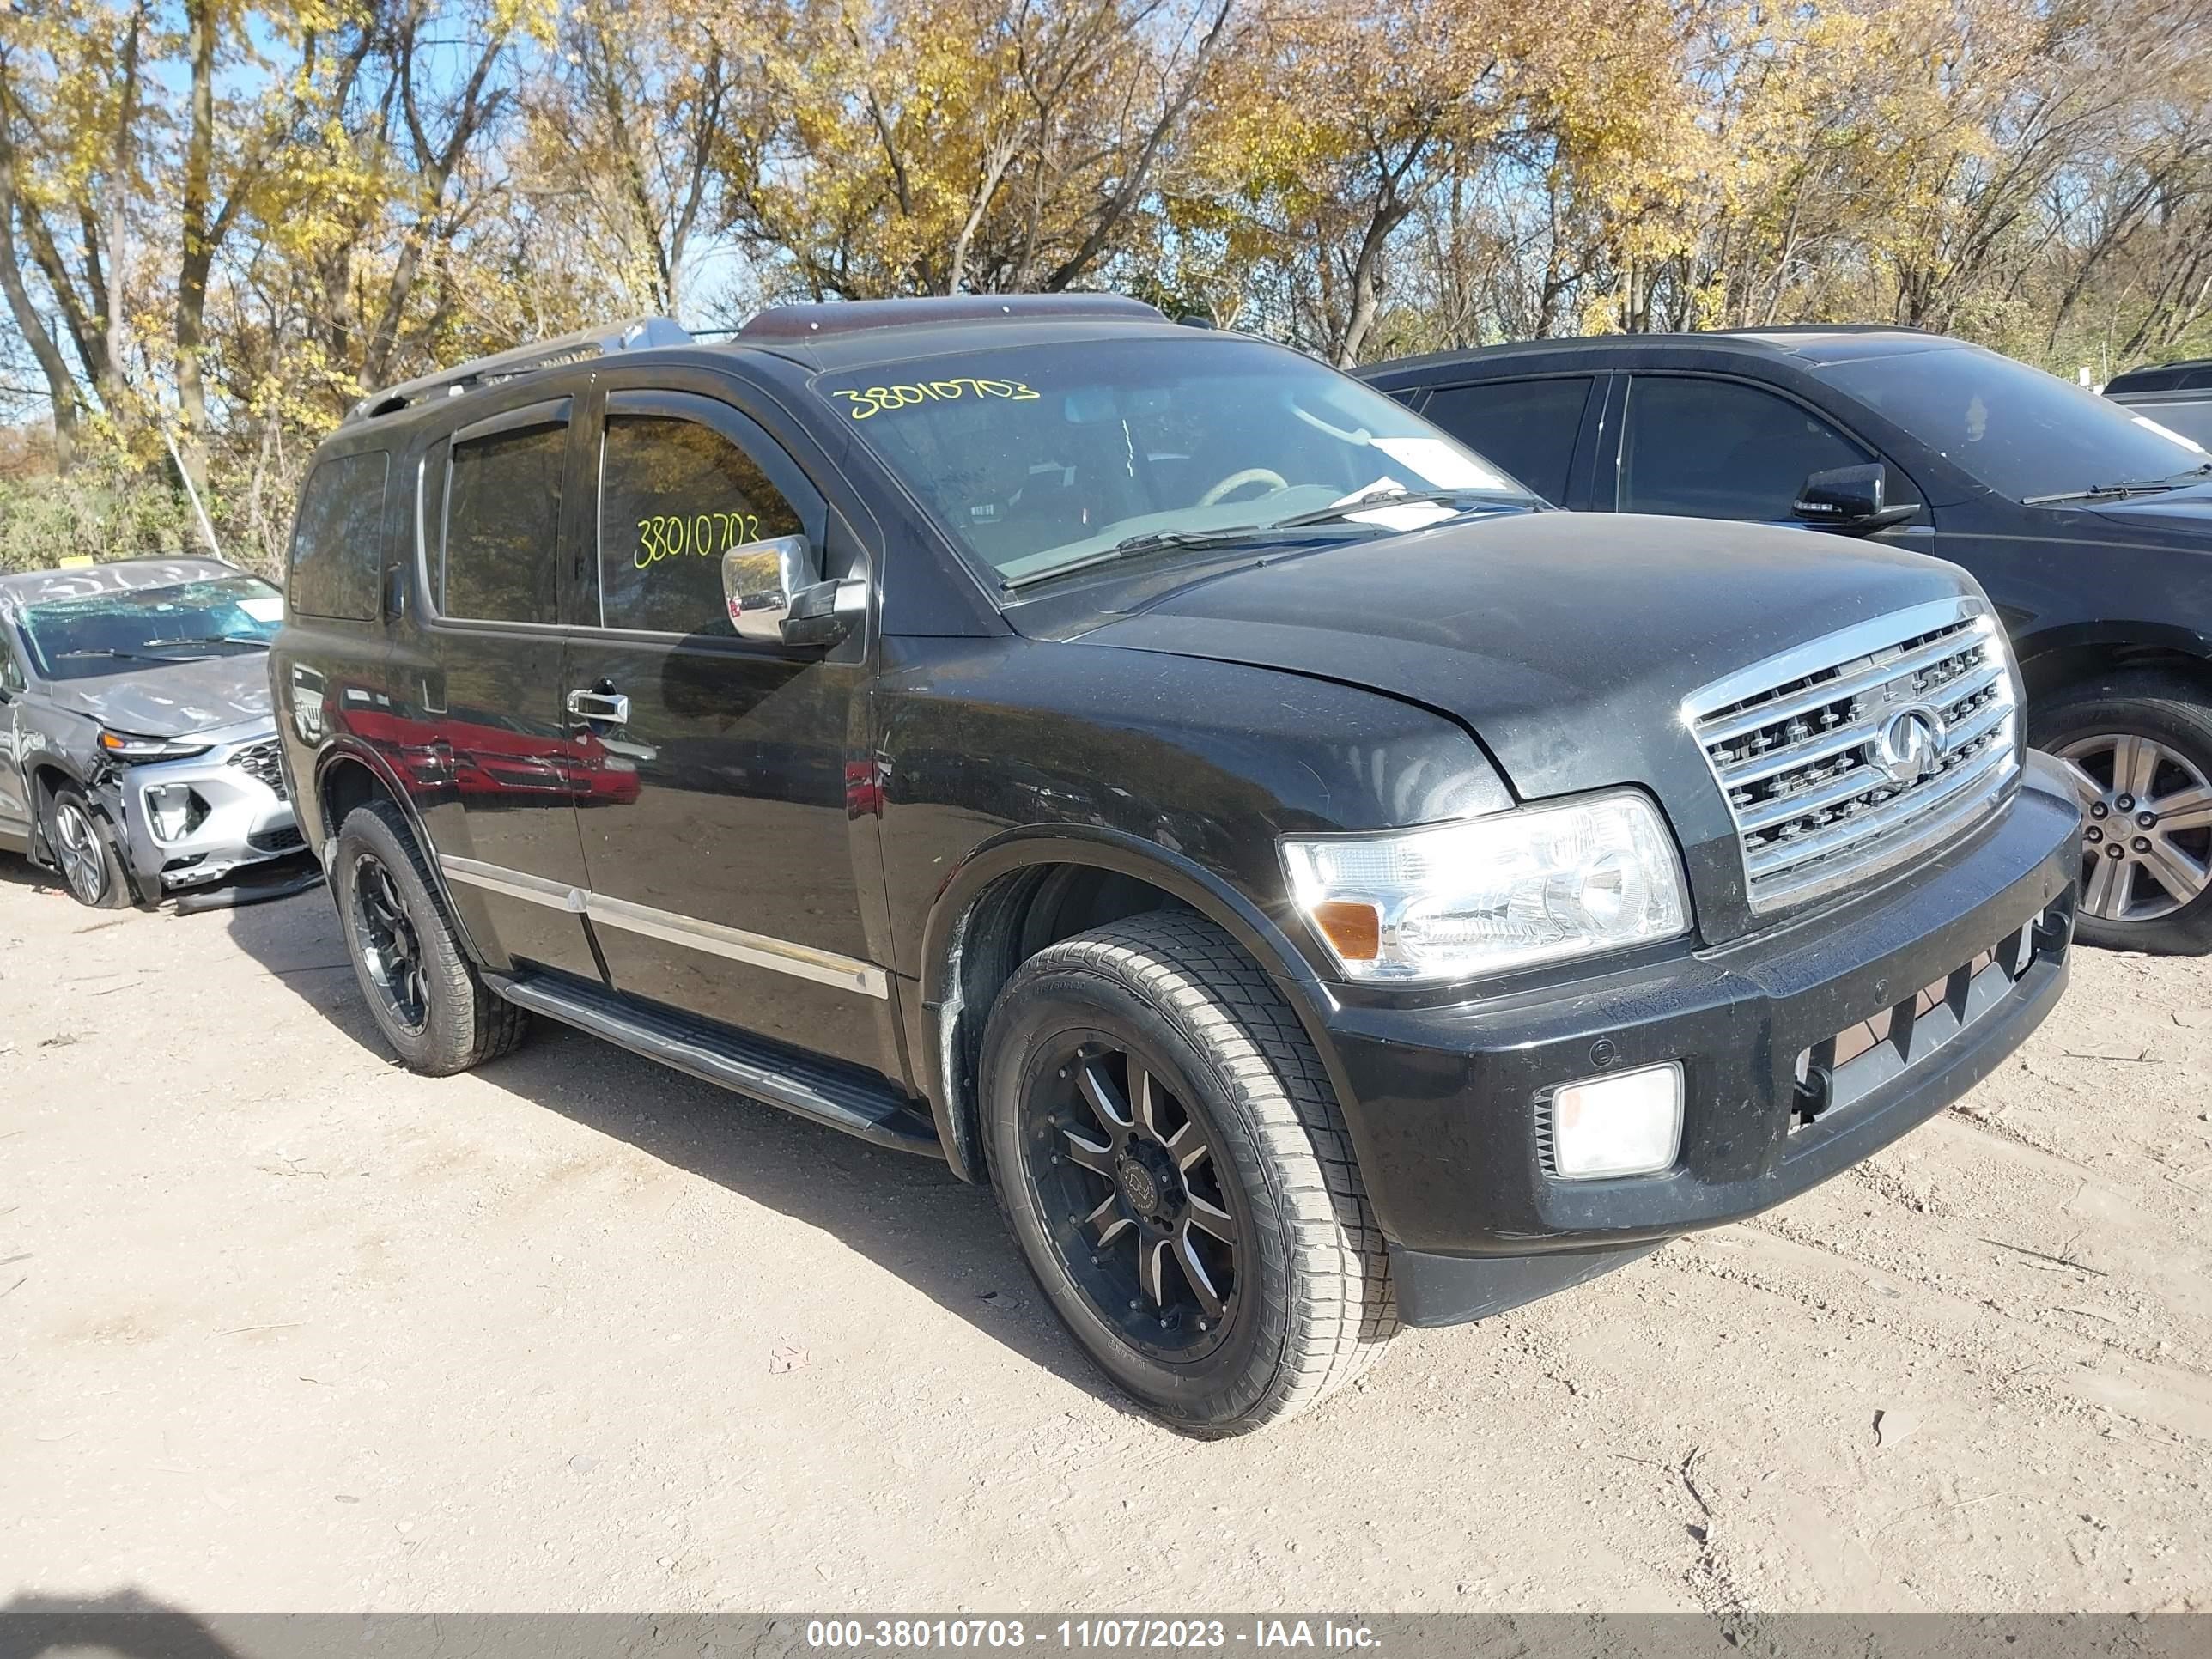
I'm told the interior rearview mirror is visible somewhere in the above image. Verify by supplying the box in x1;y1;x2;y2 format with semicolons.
722;535;864;647
1793;464;1917;535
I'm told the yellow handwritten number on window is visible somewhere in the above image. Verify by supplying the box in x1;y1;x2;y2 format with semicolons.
635;510;763;570
835;378;1041;420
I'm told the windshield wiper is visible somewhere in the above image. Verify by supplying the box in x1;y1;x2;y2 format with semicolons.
55;647;169;663
139;633;270;651
1268;488;1524;529
2023;464;2212;505
1001;525;1273;591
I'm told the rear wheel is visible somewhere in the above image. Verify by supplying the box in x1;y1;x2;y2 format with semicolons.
333;799;529;1073
2033;671;2212;954
982;913;1395;1437
42;784;130;909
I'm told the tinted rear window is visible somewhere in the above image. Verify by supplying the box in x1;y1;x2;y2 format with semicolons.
289;451;389;620
1419;377;1593;504
443;423;564;624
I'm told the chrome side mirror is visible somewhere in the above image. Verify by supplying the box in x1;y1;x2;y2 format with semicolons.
722;535;864;648
722;535;820;643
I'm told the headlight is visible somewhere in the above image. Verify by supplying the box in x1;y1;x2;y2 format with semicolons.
98;729;211;763
1281;791;1690;984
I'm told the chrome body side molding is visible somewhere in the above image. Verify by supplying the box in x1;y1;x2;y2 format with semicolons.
438;853;889;998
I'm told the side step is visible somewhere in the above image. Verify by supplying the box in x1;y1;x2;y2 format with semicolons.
489;972;942;1158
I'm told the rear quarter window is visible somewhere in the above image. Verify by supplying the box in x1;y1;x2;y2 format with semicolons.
289;451;390;620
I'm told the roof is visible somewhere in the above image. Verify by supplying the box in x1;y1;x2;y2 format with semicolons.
0;556;240;613
1360;325;1961;386
339;296;1194;430
2105;358;2212;395
736;293;1164;343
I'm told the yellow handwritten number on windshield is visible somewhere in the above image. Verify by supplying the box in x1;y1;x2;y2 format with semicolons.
836;378;1040;420
636;510;762;570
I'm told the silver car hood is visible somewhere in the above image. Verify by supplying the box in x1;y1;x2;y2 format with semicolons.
41;651;274;738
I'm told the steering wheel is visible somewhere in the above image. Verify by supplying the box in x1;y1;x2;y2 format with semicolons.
1196;467;1290;507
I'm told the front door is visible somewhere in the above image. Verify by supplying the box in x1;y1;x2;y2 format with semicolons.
1613;374;1899;524
0;647;29;843
561;385;896;1077
416;392;600;980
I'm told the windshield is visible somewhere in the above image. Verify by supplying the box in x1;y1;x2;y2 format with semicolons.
1816;343;2209;502
17;575;283;682
815;337;1534;586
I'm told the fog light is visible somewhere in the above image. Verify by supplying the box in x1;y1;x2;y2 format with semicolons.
1547;1061;1683;1180
145;783;194;842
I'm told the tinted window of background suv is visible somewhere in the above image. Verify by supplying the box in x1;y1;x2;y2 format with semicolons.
1620;376;1869;520
1419;377;1592;505
289;450;389;620
443;422;565;623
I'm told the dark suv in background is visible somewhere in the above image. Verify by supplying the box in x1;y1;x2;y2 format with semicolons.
2104;357;2212;451
1365;329;2212;954
272;298;2078;1435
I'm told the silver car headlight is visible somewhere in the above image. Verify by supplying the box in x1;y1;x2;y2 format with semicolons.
1281;791;1691;984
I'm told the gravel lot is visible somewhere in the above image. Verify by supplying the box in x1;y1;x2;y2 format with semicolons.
3;861;2210;1615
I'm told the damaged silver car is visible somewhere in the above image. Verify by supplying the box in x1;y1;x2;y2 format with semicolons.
0;557;310;908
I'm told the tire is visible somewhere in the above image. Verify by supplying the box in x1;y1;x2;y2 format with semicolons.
981;912;1395;1437
2030;670;2212;955
332;799;529;1073
41;783;131;909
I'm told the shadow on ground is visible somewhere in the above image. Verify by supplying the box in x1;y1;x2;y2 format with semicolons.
222;886;1132;1417
0;1589;240;1659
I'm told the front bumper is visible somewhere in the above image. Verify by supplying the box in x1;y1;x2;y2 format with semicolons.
106;720;302;898
1325;751;2082;1327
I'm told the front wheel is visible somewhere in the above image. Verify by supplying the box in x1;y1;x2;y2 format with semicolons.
2033;671;2212;955
42;784;131;908
981;913;1395;1437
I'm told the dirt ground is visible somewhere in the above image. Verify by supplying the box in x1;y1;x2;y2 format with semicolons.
3;858;2209;1617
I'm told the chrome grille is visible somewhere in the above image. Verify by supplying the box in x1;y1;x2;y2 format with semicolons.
1686;599;2020;911
228;738;288;799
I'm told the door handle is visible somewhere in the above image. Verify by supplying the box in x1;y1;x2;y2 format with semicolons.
566;689;630;725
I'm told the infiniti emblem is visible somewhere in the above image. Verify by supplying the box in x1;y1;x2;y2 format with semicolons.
1875;706;1946;787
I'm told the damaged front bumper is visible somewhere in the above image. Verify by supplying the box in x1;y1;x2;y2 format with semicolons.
100;718;303;901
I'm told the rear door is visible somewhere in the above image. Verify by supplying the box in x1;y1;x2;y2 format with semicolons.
415;390;601;980
1412;374;1603;507
559;380;898;1078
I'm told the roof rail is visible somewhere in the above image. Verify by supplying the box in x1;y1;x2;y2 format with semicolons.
1713;322;1936;337
344;316;693;424
735;294;1164;343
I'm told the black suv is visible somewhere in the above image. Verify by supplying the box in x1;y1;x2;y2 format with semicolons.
1363;328;2212;954
272;297;2080;1435
2104;357;2212;452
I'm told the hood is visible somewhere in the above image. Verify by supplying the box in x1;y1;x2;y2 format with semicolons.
1076;509;1978;811
42;650;274;737
2089;477;2212;531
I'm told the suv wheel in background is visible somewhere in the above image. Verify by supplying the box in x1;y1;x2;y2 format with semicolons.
333;799;530;1073
42;783;130;909
2033;671;2212;953
981;912;1396;1437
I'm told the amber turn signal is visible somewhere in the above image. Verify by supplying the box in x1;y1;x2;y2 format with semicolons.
1310;899;1382;962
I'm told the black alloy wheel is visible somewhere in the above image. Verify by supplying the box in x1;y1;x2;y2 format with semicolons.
331;799;529;1073
1023;1037;1244;1362
351;849;428;1034
982;913;1396;1436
